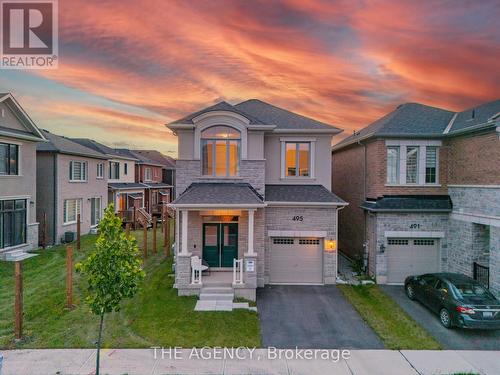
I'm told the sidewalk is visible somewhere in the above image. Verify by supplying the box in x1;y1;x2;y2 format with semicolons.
1;348;499;375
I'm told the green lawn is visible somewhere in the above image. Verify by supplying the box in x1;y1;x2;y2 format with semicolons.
0;226;260;349
338;284;442;350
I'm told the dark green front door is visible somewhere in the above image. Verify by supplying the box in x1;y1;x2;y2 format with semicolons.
202;223;238;267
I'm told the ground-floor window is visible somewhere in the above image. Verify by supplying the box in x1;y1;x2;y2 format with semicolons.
0;199;27;249
63;199;81;224
90;197;102;226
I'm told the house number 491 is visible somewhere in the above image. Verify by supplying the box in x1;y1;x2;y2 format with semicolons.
409;223;420;229
292;216;304;221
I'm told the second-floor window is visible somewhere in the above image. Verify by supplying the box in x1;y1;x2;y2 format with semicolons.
145;167;152;181
124;162;128;175
386;144;439;185
285;142;310;177
69;161;87;182
96;163;104;179
109;161;119;179
201;126;240;177
0;142;19;175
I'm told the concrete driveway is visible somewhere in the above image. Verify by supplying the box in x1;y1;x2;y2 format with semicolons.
382;285;500;350
257;285;384;349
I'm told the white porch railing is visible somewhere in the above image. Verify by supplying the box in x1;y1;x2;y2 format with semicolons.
233;258;244;285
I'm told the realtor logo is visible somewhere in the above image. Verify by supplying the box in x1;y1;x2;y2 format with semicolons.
1;0;58;68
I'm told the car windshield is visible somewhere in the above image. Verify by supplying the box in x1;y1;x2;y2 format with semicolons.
451;282;495;300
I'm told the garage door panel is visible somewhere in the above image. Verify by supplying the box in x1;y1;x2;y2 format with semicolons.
387;238;439;284
270;238;323;284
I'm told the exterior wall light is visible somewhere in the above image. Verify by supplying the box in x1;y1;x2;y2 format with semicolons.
325;239;337;252
379;243;386;253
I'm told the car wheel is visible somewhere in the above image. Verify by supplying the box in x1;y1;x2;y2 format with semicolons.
405;284;416;300
439;308;452;328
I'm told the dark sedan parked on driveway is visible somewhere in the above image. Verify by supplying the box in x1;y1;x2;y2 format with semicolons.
405;273;500;329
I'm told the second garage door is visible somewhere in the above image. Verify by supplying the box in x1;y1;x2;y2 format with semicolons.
387;238;439;284
270;237;323;284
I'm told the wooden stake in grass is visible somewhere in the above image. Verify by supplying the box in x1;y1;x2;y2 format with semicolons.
76;213;81;250
164;217;170;257
125;223;130;238
152;220;157;254
66;246;74;309
14;261;23;340
143;225;148;260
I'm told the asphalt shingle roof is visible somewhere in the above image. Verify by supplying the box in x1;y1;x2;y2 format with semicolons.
132;150;176;169
114;149;164;166
173;183;264;205
71;138;135;159
333;99;500;150
37;130;107;159
265;184;346;204
361;195;452;212
108;183;147;190
450;99;500;133
171;99;341;132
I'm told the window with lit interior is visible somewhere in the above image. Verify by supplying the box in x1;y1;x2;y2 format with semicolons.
201;126;240;177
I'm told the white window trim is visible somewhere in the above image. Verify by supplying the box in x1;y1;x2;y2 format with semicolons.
280;138;316;179
384;141;441;186
69;161;87;182
63;198;82;225
90;196;102;227
96;163;104;179
200;137;241;178
192;112;248;160
144;167;152;181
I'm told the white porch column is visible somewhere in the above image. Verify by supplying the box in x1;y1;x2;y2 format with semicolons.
247;209;255;255
181;210;189;255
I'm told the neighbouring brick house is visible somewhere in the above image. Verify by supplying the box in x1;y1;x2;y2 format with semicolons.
332;100;500;297
0;93;46;260
168;99;346;301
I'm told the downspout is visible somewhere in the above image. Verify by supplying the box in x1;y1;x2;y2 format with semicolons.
358;139;368;271
52;153;58;245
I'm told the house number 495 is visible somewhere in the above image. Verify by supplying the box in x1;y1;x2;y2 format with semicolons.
292;216;303;221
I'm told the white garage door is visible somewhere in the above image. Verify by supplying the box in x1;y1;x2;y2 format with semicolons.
270;237;323;284
387;238;439;284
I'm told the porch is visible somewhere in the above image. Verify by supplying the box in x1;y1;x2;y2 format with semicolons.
169;182;266;302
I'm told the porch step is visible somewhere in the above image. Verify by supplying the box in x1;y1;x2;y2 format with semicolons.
201;287;233;294
199;293;234;301
202;280;233;288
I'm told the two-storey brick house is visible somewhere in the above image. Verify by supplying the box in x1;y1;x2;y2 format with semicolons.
168;100;346;301
332;100;500;296
0;93;46;260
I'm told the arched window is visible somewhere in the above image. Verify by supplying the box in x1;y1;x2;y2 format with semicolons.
201;126;241;176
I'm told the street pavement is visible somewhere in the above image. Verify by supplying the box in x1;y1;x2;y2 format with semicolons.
1;348;499;375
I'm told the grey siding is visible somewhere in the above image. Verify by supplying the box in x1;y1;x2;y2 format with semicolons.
36;152;56;245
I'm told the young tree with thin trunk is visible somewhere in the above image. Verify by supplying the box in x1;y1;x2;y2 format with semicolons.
76;204;144;375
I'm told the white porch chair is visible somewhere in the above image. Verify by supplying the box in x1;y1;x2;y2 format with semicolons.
191;256;208;285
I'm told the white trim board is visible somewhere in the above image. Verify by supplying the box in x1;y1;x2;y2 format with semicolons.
268;230;328;237
451;212;500;228
384;231;445;238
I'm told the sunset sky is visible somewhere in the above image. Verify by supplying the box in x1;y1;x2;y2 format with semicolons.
1;0;499;157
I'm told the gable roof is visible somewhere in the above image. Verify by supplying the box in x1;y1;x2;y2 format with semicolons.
71;138;138;161
0;92;46;142
114;148;164;167
37;130;108;159
169;99;342;133
333;99;500;151
131;149;176;169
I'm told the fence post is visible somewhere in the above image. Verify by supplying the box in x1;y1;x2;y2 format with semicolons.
133;206;137;230
125;223;130;238
143;225;148;260
66;246;74;309
76;213;81;250
153;220;157;254
14;261;23;340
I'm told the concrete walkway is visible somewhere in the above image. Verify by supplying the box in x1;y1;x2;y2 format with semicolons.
1;348;499;375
